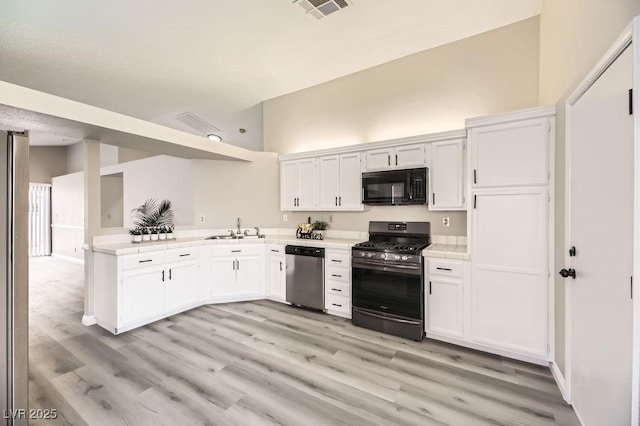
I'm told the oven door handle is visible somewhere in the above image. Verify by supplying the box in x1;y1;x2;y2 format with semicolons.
353;308;421;325
352;259;422;274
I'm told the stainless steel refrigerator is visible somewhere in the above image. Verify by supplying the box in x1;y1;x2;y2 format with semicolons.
0;130;29;425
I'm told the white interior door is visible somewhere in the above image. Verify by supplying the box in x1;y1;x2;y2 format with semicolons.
28;183;51;256
566;45;633;425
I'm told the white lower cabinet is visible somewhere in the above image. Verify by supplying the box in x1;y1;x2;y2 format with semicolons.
121;266;166;326
266;245;286;302
209;245;264;301
324;249;351;318
425;258;467;339
95;247;202;334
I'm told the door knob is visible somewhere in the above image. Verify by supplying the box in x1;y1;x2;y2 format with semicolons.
559;268;576;279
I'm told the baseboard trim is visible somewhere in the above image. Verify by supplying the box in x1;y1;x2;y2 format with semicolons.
51;253;84;265
551;361;569;402
82;315;97;326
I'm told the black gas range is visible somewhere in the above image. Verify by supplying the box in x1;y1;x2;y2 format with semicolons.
351;221;430;341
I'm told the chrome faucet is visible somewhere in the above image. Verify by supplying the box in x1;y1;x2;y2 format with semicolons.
236;217;241;235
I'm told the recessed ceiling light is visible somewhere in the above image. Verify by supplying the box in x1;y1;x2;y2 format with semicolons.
207;133;222;142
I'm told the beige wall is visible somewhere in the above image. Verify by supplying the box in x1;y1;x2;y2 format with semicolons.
100;173;123;228
264;17;540;155
66;142;85;173
118;147;154;164
29;146;67;183
539;0;640;376
193;153;282;229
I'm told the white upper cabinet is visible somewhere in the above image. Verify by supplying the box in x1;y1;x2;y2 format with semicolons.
468;117;551;188
316;153;364;211
338;153;363;209
318;156;340;209
365;143;426;171
429;139;465;211
280;158;317;211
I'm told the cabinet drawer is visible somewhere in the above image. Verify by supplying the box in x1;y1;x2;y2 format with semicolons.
122;251;164;270
326;251;350;266
325;265;349;282
165;247;199;263
266;244;286;256
210;245;263;257
326;293;351;314
428;259;463;278
326;280;350;297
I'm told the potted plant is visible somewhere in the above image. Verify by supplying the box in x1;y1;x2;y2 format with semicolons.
312;220;328;239
129;228;143;243
166;224;175;240
131;199;175;241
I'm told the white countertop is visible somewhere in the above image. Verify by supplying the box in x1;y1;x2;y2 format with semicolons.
92;235;363;255
423;243;469;260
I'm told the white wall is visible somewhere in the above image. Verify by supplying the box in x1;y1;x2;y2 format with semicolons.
101;155;195;228
51;171;84;260
539;0;640;377
264;17;540;155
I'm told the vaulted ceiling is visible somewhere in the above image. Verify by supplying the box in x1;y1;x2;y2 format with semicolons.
0;0;541;150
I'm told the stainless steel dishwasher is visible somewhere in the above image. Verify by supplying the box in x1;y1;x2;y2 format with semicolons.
285;245;325;311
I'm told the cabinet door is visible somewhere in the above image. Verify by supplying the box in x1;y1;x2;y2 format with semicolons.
471;188;548;358
236;255;262;296
210;256;237;297
427;278;463;338
395;143;426;168
470;118;549;188
297;159;316;209
430;139;464;210
267;255;286;302
338;153;363;209
281;161;299;210
365;148;394;171
165;261;199;312
121;267;165;325
318;156;340;209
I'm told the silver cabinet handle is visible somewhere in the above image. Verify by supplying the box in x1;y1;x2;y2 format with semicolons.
332;303;343;308
331;274;342;278
387;154;390;166
335;196;338;206
331;259;342;263
139;259;153;263
395;154;398;166
237;259;240;270
331;288;342;292
436;267;452;271
169;269;172;280
179;253;191;257
231;250;242;253
339;196;342;206
279;261;283;271
271;249;280;253
162;270;165;282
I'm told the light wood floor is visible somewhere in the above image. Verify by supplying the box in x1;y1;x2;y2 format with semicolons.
29;256;579;425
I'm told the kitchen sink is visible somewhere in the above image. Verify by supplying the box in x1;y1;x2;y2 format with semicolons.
205;235;265;240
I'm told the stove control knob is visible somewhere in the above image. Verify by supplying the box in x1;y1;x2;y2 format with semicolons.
380;253;387;259
393;255;400;260
368;253;374;258
360;252;365;257
401;256;409;261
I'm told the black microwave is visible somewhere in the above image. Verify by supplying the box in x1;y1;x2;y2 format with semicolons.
362;167;428;205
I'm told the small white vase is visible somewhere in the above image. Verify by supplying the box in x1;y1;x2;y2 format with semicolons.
159;233;166;240
132;235;142;243
167;232;174;240
142;234;150;241
150;233;159;241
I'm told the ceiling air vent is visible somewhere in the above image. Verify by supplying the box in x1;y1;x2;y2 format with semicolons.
175;112;221;135
293;0;351;19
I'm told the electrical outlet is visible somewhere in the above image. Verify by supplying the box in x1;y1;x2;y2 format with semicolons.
283;214;288;222
200;215;206;223
328;214;333;223
443;216;450;227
